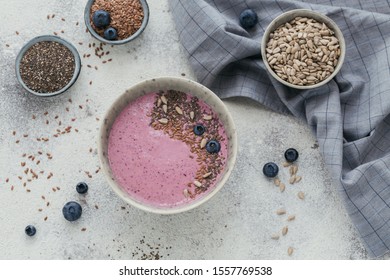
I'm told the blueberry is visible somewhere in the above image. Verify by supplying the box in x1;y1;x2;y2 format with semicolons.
92;10;111;28
263;162;279;178
284;148;299;162
25;225;36;236
239;9;258;29
206;140;221;154
62;201;82;222
193;124;206;136
104;27;118;40
76;182;88;194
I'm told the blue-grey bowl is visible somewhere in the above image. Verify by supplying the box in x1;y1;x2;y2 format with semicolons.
84;0;149;45
15;35;81;97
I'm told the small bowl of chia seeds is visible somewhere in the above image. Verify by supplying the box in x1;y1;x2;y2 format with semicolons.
15;35;81;97
84;0;149;45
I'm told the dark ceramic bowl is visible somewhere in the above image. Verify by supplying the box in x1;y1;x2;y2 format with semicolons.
15;35;81;97
84;0;149;45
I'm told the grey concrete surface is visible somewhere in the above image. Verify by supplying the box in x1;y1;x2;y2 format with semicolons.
1;0;388;260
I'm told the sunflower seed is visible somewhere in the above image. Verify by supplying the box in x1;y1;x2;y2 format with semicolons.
200;138;207;148
289;175;296;184
194;180;202;187
295;175;302;183
282;226;288;236
274;178;281;186
190;111;195;120
203;114;213;120
161;95;168;104
298;191;305;200
183;189;189;198
158;118;168;124
157;98;162;107
202;172;212;178
277;208;286;215
283;161;292;167
288;247;294;256
175;106;183;115
162;104;168;113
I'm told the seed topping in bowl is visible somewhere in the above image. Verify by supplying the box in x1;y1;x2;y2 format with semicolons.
265;16;341;86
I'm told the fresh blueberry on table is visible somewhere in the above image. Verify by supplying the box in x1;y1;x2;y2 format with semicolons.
92;10;111;28
206;140;221;154
62;201;82;222
193;124;206;136
284;148;299;162
76;182;88;194
263;162;279;178
104;27;118;40
25;225;36;236
239;9;258;29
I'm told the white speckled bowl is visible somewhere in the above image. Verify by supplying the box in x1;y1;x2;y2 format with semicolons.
261;9;345;89
98;77;237;214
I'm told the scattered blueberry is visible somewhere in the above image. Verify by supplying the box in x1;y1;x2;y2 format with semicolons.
206;140;221;154
193;124;206;136
25;225;36;236
239;9;258;29
284;148;299;162
92;10;111;28
104;27;118;40
62;201;82;222
263;162;279;178
76;182;88;194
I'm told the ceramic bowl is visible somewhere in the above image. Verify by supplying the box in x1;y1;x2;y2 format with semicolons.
84;0;149;45
261;9;345;89
98;77;237;214
15;35;81;97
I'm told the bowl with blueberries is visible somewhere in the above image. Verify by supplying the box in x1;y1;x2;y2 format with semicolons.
84;0;149;45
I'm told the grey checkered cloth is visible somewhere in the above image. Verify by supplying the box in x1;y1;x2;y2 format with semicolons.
169;0;390;258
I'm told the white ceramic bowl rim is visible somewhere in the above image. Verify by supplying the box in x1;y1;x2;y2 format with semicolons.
98;76;238;214
15;35;81;97
261;9;346;89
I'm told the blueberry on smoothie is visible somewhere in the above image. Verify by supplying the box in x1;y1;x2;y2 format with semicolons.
206;140;221;154
193;124;206;136
239;9;258;29
76;182;88;194
92;10;111;28
25;225;36;236
263;162;279;178
104;27;118;40
62;201;82;222
284;148;299;162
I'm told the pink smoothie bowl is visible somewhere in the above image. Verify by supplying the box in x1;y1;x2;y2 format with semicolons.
98;77;238;214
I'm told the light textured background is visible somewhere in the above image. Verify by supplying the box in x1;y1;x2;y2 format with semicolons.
0;0;386;260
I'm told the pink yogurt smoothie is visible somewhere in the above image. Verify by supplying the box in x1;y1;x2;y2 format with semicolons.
108;91;228;208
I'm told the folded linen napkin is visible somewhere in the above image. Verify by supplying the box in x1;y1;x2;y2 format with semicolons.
169;0;390;258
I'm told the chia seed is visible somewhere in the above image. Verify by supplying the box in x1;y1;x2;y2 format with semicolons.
19;41;75;93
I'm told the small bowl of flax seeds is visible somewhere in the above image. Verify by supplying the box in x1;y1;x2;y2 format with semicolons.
84;0;149;45
15;35;81;97
261;9;345;89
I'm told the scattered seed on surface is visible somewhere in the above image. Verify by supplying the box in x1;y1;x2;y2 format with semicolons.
279;182;286;192
200;138;207;149
276;208;286;215
282;226;288;236
295;175;302;183
193;180;202;187
274;178;280;186
271;234;280;240
287;215;296;221
298;191;305;200
283;161;292;167
288;247;294;256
